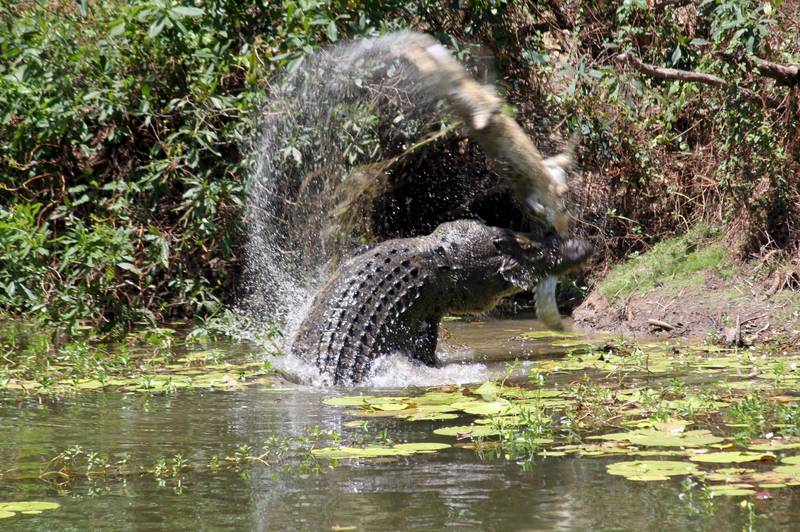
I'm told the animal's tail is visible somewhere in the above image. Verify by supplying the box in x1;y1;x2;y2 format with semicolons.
398;32;574;235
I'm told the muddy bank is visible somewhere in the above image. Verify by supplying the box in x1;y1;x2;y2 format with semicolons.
573;268;800;346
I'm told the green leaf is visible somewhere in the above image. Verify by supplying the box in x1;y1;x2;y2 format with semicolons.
170;6;205;18
671;46;682;65
109;20;126;38
148;16;168;38
606;460;698;481
689;452;775;464
326;21;338;42
117;262;143;275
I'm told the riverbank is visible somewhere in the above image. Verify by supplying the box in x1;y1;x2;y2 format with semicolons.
573;226;800;346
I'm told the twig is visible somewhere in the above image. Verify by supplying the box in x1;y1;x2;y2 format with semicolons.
545;0;573;30
647;318;676;331
740;312;769;325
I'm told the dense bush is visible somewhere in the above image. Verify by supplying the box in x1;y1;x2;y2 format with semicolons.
0;0;351;328
1;0;797;330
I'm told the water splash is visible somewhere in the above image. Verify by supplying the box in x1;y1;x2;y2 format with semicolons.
242;32;451;343
268;346;490;388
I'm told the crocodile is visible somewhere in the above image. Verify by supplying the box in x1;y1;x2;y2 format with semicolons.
290;219;589;385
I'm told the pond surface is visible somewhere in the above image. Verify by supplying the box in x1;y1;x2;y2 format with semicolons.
2;319;800;531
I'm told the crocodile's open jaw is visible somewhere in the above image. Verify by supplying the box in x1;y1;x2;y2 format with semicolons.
497;232;590;291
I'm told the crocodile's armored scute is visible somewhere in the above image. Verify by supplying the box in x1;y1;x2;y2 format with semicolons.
291;220;589;385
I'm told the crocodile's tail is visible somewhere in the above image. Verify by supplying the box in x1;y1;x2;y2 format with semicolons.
398;33;572;235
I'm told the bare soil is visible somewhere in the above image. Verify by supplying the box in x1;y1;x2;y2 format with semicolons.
573;269;800;346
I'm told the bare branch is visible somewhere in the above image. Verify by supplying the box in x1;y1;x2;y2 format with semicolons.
545;0;574;30
615;52;725;86
614;52;781;107
747;56;800;86
717;51;800;86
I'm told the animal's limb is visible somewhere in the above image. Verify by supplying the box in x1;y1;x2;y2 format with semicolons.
412;318;440;367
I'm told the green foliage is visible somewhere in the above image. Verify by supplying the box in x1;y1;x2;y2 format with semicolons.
555;0;798;256
0;0;370;328
600;224;732;304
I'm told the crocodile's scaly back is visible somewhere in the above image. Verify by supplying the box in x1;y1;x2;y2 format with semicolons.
292;239;440;384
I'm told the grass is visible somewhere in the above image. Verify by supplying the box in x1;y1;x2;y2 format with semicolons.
599;224;734;305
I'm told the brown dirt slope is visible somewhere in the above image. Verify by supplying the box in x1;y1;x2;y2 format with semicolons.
573;269;800;346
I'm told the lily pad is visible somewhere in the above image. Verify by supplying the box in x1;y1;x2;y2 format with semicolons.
690;452;775;464
311;441;451;459
323;396;374;407
0;511;14;519
473;381;500;399
459;401;510;416
0;501;60;513
475;415;528;427
705;468;754;482
606;460;699;481
399;412;460;422
591;429;724;448
433;424;502;438
781;455;800;465
416;404;459;413
413;392;473;405
706;485;756;497
772;464;800;480
500;388;567;400
371;403;410;411
393;442;451;452
521;330;581;340
748;440;800;452
311;446;413;459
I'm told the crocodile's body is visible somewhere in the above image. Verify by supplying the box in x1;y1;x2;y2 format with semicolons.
291;220;588;385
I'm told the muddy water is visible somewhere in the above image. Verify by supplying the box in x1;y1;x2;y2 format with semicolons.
1;320;798;531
